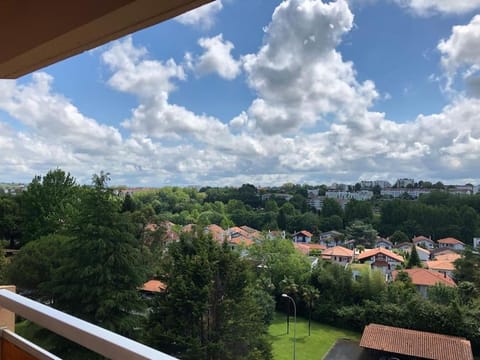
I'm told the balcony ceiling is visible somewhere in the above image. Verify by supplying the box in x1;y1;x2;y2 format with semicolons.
0;0;213;79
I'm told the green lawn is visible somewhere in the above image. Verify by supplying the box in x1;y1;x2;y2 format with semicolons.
268;313;360;360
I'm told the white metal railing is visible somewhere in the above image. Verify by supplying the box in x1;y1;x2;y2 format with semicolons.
0;289;177;360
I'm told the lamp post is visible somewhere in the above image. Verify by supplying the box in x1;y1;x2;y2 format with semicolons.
282;293;296;360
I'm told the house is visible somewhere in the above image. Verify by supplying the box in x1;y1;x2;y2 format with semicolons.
392;268;456;298
394;242;413;251
426;260;457;278
375;237;393;249
292;230;313;243
412;235;436;249
404;245;430;262
437;237;465;251
360;323;473;360
294;243;326;256
357;248;404;276
319;230;344;247
434;250;461;262
205;224;226;243
267;230;286;239
321;246;353;266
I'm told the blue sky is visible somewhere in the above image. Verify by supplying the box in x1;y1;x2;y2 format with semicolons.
1;0;480;186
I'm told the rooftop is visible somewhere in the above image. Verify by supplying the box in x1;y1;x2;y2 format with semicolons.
360;323;473;360
357;248;404;263
392;268;456;287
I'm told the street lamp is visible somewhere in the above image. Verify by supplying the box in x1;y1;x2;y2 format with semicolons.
282;293;296;360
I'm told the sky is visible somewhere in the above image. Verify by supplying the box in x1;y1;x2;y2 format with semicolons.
2;0;480;187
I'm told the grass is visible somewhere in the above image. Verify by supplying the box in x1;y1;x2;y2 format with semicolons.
268;312;360;360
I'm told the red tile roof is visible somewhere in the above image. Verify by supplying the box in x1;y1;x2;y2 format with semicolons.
392;268;456;287
322;246;353;258
438;237;465;245
360;323;473;360
141;280;166;293
357;247;404;263
206;224;225;242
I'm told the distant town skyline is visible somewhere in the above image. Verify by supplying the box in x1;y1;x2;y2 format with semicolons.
2;0;480;186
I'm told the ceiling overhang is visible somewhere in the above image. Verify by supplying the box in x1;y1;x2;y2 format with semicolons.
0;0;213;79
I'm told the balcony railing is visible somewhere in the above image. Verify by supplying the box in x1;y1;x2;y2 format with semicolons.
0;288;176;360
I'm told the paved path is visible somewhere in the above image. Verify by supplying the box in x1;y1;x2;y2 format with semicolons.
323;339;369;360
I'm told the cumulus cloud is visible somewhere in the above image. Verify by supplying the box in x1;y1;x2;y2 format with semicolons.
0;73;122;154
438;15;480;94
393;0;480;16
241;0;378;134
194;34;241;79
176;1;223;29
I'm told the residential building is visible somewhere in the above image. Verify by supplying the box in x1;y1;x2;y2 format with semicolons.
392;268;456;298
294;243;326;256
357;248;404;276
321;246;353;266
394;242;414;251
426;260;456;278
375;237;393;249
381;188;431;199
437;237;465;251
319;230;344;247
404;245;431;262
292;230;313;243
395;178;415;188
412;235;436;249
360;180;391;189
325;190;373;201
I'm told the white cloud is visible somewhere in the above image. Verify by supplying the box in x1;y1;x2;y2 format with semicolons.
241;0;378;134
438;15;480;94
194;34;241;79
393;0;480;16
176;1;223;29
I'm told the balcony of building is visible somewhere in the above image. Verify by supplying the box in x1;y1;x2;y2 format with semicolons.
0;286;176;360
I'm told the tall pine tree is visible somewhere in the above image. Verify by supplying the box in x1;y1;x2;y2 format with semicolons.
50;172;145;337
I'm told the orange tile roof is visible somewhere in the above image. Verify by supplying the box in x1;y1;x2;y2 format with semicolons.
435;252;461;262
357;247;404;263
393;268;456;287
145;223;159;232
141;280;166;293
438;237;465;245
360;324;473;360
294;243;326;255
322;246;353;258
228;226;250;238
229;236;254;247
427;260;456;272
206;224;225;242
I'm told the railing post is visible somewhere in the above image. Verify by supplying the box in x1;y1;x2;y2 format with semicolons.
0;286;16;332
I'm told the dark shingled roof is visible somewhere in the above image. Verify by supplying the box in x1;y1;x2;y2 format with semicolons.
360;324;473;360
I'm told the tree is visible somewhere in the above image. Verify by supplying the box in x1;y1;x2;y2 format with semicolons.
302;285;320;336
21;169;78;243
454;249;480;287
389;230;409;244
6;234;69;302
406;245;421;268
346;220;378;247
321;198;343;218
148;232;272;359
344;200;373;224
0;195;22;247
49;172;145;337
